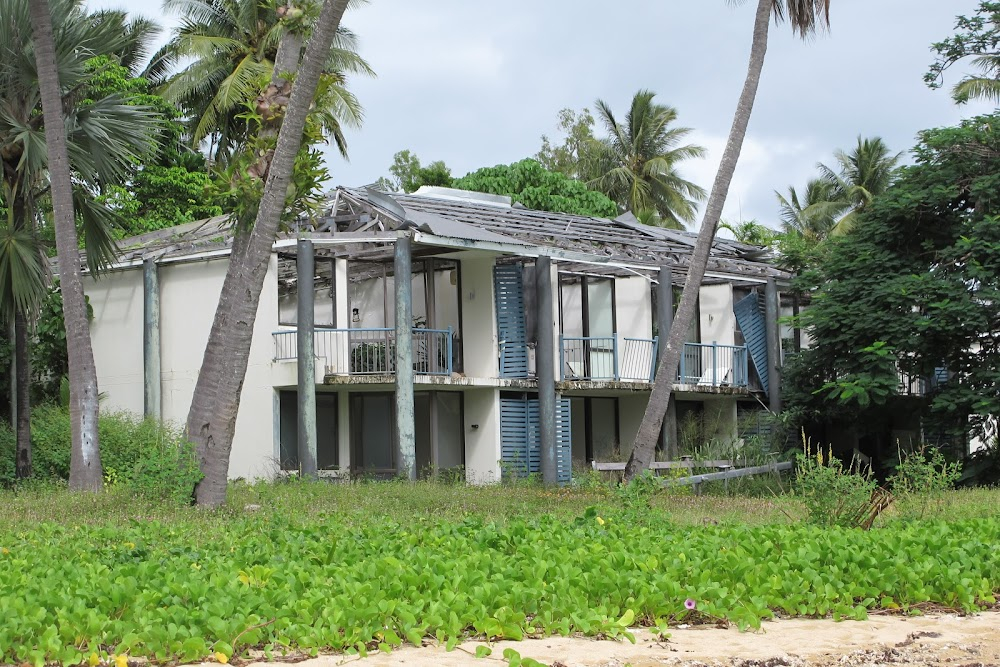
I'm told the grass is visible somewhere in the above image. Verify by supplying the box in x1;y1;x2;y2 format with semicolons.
0;480;998;666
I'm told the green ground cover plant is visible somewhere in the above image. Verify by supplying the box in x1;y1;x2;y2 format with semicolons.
0;482;998;666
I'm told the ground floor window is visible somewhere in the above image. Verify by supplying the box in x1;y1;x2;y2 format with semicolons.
278;391;338;471
350;391;465;477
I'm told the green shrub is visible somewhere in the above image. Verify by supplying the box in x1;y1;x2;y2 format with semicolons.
795;445;878;528
1;407;201;503
889;446;961;520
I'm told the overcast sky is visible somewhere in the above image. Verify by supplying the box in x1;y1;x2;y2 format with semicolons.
90;0;995;229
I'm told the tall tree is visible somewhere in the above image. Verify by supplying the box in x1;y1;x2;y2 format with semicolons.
535;107;599;180
386;150;453;193
624;0;832;481
28;0;103;490
2;0;160;481
587;89;706;229
786;112;1000;450
927;1;1000;104
186;0;351;507
775;178;843;241
818;136;901;234
154;0;370;163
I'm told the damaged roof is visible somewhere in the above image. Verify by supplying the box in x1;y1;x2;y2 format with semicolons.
106;185;788;284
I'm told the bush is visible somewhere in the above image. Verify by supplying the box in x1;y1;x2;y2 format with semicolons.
795;444;879;528
889;446;961;520
0;406;201;503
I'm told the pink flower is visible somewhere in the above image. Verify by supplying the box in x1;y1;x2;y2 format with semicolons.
684;598;697;610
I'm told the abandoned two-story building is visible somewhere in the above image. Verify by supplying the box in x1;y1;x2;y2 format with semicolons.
85;186;790;482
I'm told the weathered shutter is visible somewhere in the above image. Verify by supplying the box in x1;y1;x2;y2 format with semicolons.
494;265;529;378
555;398;573;483
501;394;572;482
734;292;769;393
500;396;531;477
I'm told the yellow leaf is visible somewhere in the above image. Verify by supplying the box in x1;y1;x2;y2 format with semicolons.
214;652;229;664
114;654;128;667
88;653;100;667
596;516;605;526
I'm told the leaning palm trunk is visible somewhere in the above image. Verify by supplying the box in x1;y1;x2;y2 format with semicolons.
624;0;772;481
14;310;32;478
187;0;350;507
29;0;103;490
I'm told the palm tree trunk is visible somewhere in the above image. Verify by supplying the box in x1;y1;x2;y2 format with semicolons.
10;192;33;479
188;0;350;507
29;0;103;491
13;309;32;479
624;0;773;481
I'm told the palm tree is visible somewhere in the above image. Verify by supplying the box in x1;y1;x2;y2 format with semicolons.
818;136;901;235
588;90;706;229
624;0;832;481
10;0;161;487
152;0;371;163
29;0;104;490
775;178;844;241
186;0;352;507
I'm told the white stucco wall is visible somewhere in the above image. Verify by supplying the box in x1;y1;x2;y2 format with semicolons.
87;254;282;480
459;256;498;378
699;284;735;347
464;387;500;483
87;269;145;416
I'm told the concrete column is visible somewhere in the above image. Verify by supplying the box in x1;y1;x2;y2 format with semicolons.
536;256;557;484
297;239;318;479
394;234;416;480
765;277;782;413
142;258;161;420
656;265;677;459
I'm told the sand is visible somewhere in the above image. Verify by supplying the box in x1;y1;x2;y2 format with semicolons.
242;612;1000;667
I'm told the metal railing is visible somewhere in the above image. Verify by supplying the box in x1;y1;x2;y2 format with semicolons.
678;342;749;388
560;336;658;382
273;327;453;376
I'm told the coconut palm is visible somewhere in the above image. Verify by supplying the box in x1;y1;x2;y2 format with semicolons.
818;136;901;235
152;0;372;163
5;0;161;485
625;0;833;481
185;0;352;507
775;178;844;241
587;90;706;229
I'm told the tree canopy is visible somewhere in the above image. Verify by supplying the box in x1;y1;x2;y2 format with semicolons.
452;159;619;218
786;113;1000;445
927;1;1000;104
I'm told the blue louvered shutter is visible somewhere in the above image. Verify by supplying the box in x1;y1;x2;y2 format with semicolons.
494;265;529;378
501;395;572;482
501;397;531;477
555;398;572;483
734;293;769;393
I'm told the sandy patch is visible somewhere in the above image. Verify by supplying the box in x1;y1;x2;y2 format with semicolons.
245;611;1000;667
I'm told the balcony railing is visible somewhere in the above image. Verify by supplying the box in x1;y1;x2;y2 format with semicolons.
678;342;748;388
559;337;748;388
273;327;453;376
560;336;659;382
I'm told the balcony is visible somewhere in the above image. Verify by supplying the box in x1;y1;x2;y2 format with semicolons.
560;337;749;388
273;327;453;376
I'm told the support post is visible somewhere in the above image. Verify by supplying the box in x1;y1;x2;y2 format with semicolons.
765;277;782;413
656;265;677;459
395;234;416;480
297;239;318;479
142;258;161;420
424;259;438;478
536;256;557;484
